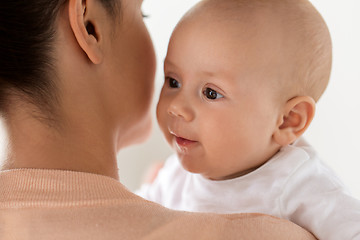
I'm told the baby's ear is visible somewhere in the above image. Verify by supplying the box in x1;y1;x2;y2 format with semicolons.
273;96;315;146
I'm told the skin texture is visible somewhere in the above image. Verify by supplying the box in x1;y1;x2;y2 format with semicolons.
156;0;331;180
0;0;156;180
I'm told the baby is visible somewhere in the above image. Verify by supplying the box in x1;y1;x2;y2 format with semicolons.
138;0;360;239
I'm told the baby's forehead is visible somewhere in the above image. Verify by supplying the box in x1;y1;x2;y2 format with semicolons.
178;2;288;57
182;1;291;44
174;2;297;72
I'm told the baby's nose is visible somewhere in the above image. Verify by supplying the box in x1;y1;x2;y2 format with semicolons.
167;95;194;122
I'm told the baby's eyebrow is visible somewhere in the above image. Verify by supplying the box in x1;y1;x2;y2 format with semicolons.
199;70;217;78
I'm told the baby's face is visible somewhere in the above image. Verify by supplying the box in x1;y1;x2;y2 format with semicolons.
157;12;285;180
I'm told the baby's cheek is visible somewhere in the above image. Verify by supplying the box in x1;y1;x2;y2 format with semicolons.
156;102;165;126
156;110;171;145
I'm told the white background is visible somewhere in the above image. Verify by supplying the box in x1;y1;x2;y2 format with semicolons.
117;0;360;199
0;0;359;199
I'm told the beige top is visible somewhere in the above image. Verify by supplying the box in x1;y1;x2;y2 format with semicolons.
0;169;316;240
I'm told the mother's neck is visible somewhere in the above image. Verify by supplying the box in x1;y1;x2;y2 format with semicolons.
0;99;120;180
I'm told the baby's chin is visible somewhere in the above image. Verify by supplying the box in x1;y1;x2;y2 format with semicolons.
175;154;218;180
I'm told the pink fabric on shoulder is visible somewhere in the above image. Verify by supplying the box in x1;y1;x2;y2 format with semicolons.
0;169;316;240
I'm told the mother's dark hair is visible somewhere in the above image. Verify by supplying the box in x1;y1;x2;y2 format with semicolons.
0;0;118;117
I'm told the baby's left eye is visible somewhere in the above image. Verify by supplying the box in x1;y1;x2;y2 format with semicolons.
203;88;224;100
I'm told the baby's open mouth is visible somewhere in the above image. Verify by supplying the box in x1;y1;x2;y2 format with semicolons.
175;136;197;146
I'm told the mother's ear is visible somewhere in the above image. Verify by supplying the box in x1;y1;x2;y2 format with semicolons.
68;0;103;64
273;96;315;146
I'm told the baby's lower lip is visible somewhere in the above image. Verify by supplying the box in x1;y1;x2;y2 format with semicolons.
175;136;197;146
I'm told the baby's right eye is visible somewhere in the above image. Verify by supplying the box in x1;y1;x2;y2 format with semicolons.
167;77;181;88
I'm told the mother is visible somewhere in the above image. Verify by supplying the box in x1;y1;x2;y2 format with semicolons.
0;0;316;239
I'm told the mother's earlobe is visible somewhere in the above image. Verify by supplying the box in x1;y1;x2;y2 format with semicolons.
273;96;316;146
68;0;103;64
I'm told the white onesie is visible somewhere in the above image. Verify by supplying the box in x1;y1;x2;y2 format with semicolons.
137;138;360;240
